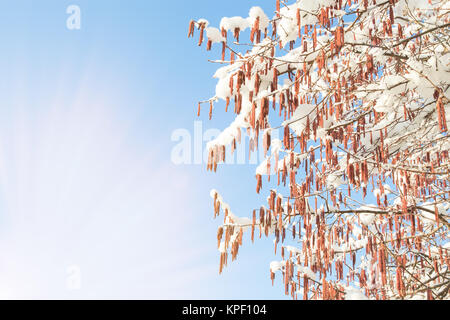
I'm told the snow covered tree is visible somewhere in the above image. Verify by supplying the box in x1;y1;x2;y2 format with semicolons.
189;0;450;300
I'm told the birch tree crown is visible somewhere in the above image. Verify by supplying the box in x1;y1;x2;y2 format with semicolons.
189;0;450;300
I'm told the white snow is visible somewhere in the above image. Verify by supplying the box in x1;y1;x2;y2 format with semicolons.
206;27;225;43
283;104;316;136
344;286;368;300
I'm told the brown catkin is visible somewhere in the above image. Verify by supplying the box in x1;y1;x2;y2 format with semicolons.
188;20;195;38
256;174;262;193
217;227;223;248
198;24;205;46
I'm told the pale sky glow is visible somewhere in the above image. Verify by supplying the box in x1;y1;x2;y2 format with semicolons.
0;92;212;299
0;1;288;299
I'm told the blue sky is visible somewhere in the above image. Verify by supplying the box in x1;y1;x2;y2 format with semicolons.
0;1;292;299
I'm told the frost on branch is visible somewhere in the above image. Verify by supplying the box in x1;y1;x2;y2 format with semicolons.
190;0;450;300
